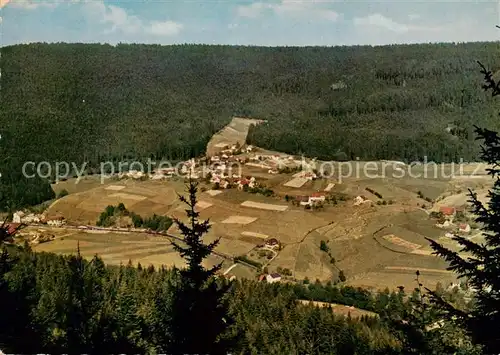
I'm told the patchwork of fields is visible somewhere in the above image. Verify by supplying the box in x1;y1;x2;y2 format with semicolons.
41;118;494;290
31;227;226;270
43;162;477;290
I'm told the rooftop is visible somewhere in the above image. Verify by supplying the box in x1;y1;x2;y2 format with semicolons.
439;206;456;215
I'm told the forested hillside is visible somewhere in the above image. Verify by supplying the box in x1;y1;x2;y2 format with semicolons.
2;42;500;167
0;246;465;354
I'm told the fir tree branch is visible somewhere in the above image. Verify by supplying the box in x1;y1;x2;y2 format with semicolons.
477;61;500;97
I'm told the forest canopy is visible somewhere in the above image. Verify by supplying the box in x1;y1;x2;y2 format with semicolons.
1;42;499;167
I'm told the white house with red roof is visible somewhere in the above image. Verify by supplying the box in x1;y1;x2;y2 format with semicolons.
459;223;471;233
309;192;326;203
266;273;282;283
237;177;256;190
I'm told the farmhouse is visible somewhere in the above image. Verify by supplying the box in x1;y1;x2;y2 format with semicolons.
266;273;282;283
237;177;256;190
237;178;249;190
437;220;453;228
12;211;24;223
296;196;310;206
210;156;220;162
246;145;254;152
459;223;471;233
47;215;66;227
221;180;230;189
127;170;144;179
155;168;175;177
17;212;43;224
4;223;21;236
439;206;456;219
12;211;24;224
309;192;326;203
294;171;318;181
265;238;280;249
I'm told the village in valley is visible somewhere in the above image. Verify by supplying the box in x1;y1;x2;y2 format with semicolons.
4;117;491;292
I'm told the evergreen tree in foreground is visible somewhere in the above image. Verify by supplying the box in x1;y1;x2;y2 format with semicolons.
165;178;233;354
425;61;500;353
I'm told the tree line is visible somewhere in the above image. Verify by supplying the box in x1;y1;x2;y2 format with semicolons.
96;202;173;231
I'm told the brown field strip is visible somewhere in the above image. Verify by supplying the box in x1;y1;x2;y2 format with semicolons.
108;192;148;201
240;201;288;211
241;231;269;239
298;300;378;318
382;234;422;250
206;190;223;196
105;185;126;191
109;248;176;261
221;216;257;224
98;245;175;259
384;266;453;274
283;177;308;188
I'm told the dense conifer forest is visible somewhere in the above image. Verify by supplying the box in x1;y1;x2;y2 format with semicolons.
1;42;500;166
0;245;469;354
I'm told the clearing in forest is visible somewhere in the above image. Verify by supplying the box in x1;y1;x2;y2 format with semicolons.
206;117;265;156
297;300;379;318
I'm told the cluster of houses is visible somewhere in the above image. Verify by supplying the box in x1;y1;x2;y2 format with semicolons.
436;206;471;233
212;142;251;156
115;142;320;184
119;170;145;179
210;172;258;190
247;153;316;175
222;271;283;284
12;211;66;227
